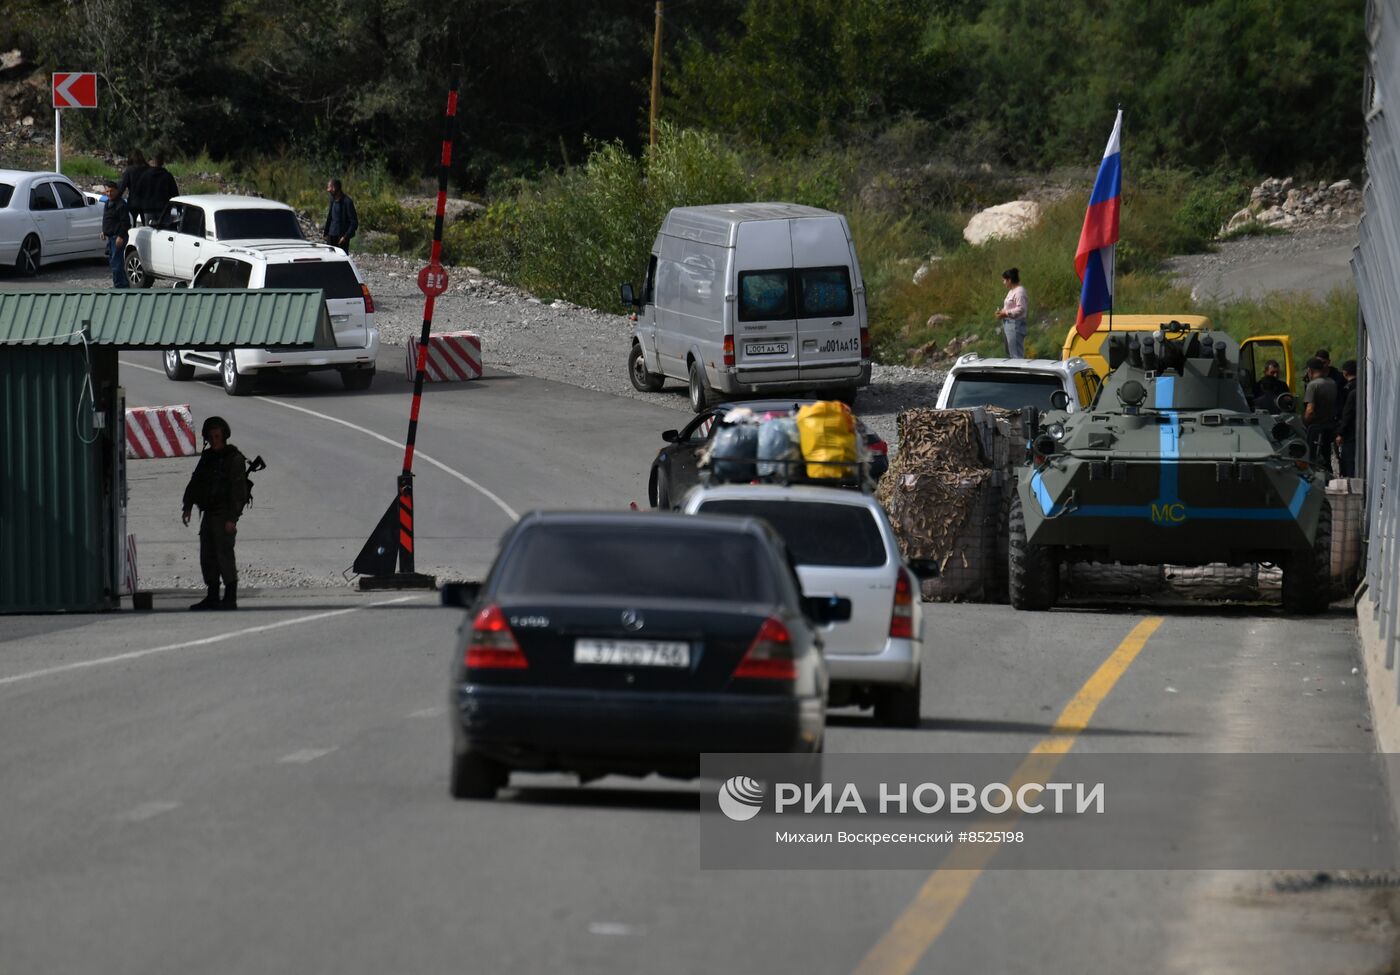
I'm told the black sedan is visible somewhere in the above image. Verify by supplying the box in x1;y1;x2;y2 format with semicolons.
647;399;890;509
442;511;843;799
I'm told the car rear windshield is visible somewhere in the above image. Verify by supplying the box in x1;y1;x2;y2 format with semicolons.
697;500;887;568
495;525;778;602
263;262;362;299
0;184;13;208
946;373;1064;411
797;267;854;317
214;209;305;241
738;270;793;322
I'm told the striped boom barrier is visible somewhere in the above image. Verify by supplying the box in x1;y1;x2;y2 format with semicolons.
126;405;198;459
404;332;482;381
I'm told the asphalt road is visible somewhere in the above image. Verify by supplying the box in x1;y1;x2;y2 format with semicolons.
1;270;1393;973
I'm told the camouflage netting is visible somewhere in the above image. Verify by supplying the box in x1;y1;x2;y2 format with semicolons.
878;408;1009;601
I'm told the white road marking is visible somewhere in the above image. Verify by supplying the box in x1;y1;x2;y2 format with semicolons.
118;801;181;822
588;922;643;937
409;706;445;719
278;748;338;764
0;596;420;688
119;360;520;522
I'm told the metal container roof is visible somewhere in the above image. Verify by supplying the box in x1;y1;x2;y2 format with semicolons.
0;289;329;348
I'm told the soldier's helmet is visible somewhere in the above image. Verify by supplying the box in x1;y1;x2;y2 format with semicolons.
202;416;231;441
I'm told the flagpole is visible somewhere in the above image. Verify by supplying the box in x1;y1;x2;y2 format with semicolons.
1109;106;1121;334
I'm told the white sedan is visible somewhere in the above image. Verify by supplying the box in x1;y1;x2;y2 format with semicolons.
0;169;106;275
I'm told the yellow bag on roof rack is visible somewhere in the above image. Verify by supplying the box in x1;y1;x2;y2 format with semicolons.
796;401;858;479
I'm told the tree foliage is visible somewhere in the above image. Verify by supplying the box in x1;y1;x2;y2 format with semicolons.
7;0;1365;179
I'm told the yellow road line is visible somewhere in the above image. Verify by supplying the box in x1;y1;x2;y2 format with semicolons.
852;615;1165;975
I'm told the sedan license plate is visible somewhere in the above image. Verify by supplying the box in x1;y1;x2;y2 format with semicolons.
745;342;789;356
574;639;690;667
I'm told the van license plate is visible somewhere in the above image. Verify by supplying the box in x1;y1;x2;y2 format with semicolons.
746;342;789;356
575;639;690;667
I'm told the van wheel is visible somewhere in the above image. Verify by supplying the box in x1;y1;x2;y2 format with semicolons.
688;360;711;413
629;343;664;393
874;671;922;728
221;351;255;396
834;385;859;407
163;349;194;381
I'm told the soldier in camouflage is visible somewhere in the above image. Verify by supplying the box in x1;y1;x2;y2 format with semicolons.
182;416;250;610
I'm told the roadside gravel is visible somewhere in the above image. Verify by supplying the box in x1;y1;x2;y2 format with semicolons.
355;254;946;450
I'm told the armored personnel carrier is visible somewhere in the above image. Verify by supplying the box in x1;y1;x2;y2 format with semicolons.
1009;324;1331;613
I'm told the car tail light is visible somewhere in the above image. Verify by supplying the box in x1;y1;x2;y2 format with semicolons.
361;282;375;314
465;605;528;669
860;326;871;359
734;616;796;680
889;570;915;639
867;437;888;456
723;335;735;367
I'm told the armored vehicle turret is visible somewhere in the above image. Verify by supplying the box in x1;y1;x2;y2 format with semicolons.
1009;324;1331;613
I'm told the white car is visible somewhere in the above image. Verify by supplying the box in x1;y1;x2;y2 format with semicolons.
682;483;926;726
124;194;306;287
0;170;106;275
163;242;379;395
937;353;1101;412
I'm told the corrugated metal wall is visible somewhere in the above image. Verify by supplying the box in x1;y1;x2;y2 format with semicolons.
0;346;108;612
1356;0;1400;694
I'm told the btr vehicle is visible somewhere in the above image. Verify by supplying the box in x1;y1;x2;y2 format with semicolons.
1010;325;1331;614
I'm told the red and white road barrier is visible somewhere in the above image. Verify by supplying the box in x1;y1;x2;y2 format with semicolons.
125;405;198;459
405;331;482;382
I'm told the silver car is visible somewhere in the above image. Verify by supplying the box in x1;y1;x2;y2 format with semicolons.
682;483;925;726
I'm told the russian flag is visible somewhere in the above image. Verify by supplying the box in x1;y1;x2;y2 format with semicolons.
1074;111;1122;339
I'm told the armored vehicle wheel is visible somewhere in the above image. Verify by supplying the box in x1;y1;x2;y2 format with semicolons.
1281;498;1333;615
1008;493;1059;610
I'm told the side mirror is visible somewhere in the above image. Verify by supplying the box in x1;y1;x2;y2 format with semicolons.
1048;389;1071;411
661;429;681;443
440;581;482;608
908;559;940;581
804;595;853;625
619;282;637;308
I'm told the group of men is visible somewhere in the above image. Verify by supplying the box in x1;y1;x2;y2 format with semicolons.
1302;349;1359;479
1251;348;1357;478
98;149;179;288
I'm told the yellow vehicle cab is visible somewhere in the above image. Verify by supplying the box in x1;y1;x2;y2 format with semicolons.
1061;314;1294;390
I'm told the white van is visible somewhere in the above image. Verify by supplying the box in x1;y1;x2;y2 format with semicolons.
621;203;872;412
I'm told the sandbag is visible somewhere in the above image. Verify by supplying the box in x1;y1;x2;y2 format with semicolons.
796;401;857;479
757;417;801;479
710;423;759;482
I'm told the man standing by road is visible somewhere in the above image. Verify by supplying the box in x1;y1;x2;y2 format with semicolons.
142;151;180;226
324;178;358;253
1315;348;1346;398
182;416;250;611
1335;359;1359;478
1303;357;1339;478
996;267;1028;358
100;177;129;288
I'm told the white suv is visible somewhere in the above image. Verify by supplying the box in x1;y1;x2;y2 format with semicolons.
162;243;379;394
937;353;1101;412
682;484;925;726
